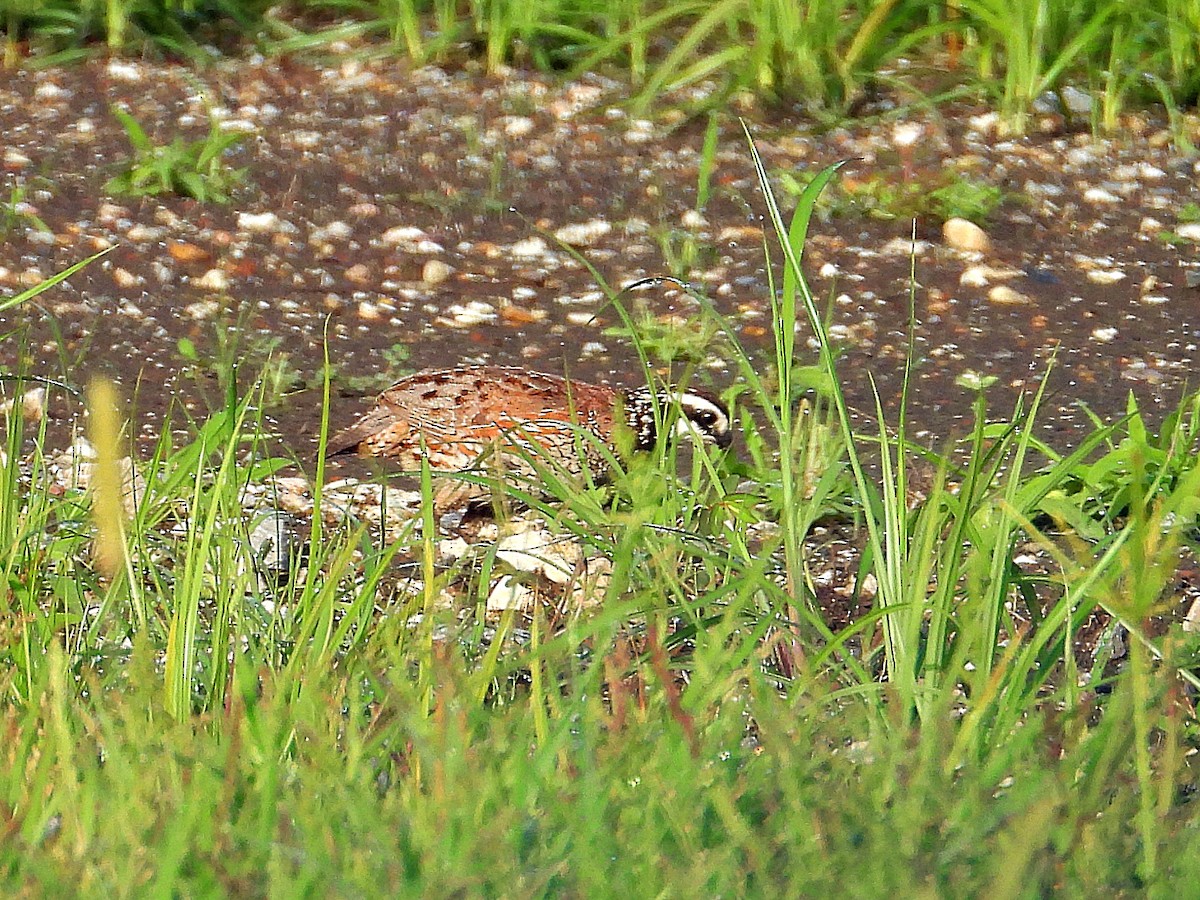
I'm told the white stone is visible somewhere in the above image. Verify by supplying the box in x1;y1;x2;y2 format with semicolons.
237;211;281;233
487;576;535;613
422;259;453;285
1083;188;1120;205
554;220;612;247
879;237;931;257
185;299;220;319
503;116;535;137
1090;327;1119;342
193;269;229;292
443;301;496;327
106;61;142;82
510;236;549;259
380;226;428;245
497;528;576;584
987;285;1029;306
960;265;1020;287
942;217;991;253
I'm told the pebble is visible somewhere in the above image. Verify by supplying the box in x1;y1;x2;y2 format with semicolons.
942;217;991;253
0;387;45;423
1090;327;1119;342
625;120;656;143
1086;269;1126;285
487;576;536;613
193;269;229;291
1183;599;1200;634
126;224;165;242
442;300;496;327
312;221;353;241
112;267;142;288
988;285;1030;305
960;265;1019;287
380;226;428;245
167;242;210;264
510;236;549;259
1176;223;1200;242
1083;188;1120;205
554;220;612;247
503;116;535;137
344;263;372;285
422;259;454;285
497;526;576;584
879;237;931;257
106;60;142;82
185;299;220;319
237;211;282;233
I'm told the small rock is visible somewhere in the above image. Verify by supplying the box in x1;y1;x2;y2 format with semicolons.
422;259;453;286
1177;223;1200;242
185;299;220;319
112;267;142;289
246;510;304;588
487;576;536;613
381;226;428;245
987;285;1030;306
943;217;991;253
1086;269;1126;285
1083;188;1120;205
167;241;211;264
312;220;353;241
106;61;142;82
1183;599;1200;634
237;211;281;233
960;265;1020;287
891;122;923;148
625;120;656;143
497;526;577;584
126;224;165;242
510;236;549;259
1090;326;1118;343
503;116;535;137
438;537;470;562
441;300;496;327
879;237;931;257
1060;86;1094;115
554;220;612;247
0;387;45;423
345;263;371;285
52;437;146;516
193;269;229;292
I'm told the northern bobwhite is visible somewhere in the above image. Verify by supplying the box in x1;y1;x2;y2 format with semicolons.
326;365;731;506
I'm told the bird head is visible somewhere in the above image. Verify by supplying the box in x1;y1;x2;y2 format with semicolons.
624;387;733;451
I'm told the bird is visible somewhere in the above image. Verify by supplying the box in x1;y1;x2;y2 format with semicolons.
325;365;732;507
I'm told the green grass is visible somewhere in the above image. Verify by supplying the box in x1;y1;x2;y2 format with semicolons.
105;105;250;204
3;143;1200;893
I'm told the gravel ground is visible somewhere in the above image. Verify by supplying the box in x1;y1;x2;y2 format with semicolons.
1;56;1198;451
3;55;1200;670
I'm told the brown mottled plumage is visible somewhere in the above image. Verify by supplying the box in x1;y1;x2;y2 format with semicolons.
326;365;731;507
